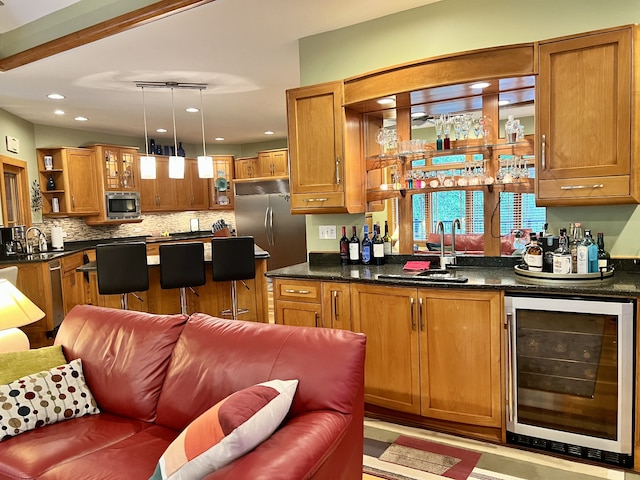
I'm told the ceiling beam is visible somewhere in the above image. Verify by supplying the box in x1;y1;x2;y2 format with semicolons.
0;0;216;72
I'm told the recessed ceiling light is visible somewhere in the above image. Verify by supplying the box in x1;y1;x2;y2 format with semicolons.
186;107;199;113
47;93;65;100
498;100;510;106
54;109;65;115
264;130;275;135
215;137;224;141
156;128;167;133
377;97;394;105
74;116;88;122
471;82;491;89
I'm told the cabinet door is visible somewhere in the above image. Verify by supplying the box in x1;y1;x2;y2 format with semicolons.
156;158;177;210
257;152;274;177
322;282;351;330
120;148;138;190
175;159;208;210
209;156;234;209
275;300;320;327
235;158;257;179
287;82;345;207
537;27;634;205
65;149;100;215
419;289;502;427
61;252;86;314
351;283;420;414
270;149;288;176
139;172;158;212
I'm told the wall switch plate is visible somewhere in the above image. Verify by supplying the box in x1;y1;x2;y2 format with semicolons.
319;225;336;240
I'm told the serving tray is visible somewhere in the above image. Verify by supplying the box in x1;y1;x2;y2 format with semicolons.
514;264;614;281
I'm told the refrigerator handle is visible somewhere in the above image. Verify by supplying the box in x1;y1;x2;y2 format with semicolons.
269;206;274;245
264;206;271;245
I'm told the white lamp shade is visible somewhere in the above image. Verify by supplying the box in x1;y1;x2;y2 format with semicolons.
140;156;157;179
197;155;214;178
169;156;185;179
0;279;45;330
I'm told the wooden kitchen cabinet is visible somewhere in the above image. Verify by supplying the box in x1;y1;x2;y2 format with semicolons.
209;155;234;209
537;26;640;205
273;278;322;327
257;149;288;177
234;157;259;180
61;251;86;315
91;144;139;191
37;148;100;216
286;81;365;214
351;283;502;429
175;158;209;210
322;281;351;330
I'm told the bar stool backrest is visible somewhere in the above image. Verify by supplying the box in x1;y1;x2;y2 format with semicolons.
160;242;206;289
211;236;255;282
96;242;149;295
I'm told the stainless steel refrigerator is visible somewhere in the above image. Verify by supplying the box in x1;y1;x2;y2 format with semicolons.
234;179;307;270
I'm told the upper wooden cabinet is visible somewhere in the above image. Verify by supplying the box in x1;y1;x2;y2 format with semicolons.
92;144;139;192
234;157;258;180
209;155;234;210
140;156;176;212
37;147;100;216
286;81;365;214
257;149;288;177
537;25;639;205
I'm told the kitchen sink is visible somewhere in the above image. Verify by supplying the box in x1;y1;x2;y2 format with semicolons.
377;271;469;283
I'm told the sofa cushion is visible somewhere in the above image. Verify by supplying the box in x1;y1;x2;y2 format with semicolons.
0;358;99;441
151;379;298;479
0;345;67;384
55;305;188;423
0;413;158;480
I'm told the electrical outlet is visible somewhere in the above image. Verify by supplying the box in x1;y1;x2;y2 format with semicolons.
319;225;336;240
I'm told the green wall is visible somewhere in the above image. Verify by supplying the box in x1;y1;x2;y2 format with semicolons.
299;0;640;257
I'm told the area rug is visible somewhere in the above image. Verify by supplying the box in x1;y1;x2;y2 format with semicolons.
363;420;627;480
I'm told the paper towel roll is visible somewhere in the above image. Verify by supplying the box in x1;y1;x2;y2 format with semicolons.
51;226;64;251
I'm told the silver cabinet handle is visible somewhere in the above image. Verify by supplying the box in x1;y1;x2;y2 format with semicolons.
314;311;319;328
333;290;338;321
410;297;416;330
284;289;310;294
335;156;341;185
560;184;605;190
71;195;75;209
303;198;329;202
419;297;424;331
541;134;546;170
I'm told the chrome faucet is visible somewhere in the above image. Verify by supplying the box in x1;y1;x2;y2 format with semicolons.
451;218;461;265
25;226;44;254
435;220;447;268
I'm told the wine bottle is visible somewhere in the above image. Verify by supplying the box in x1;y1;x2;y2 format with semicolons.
348;226;360;265
570;222;582;274
524;233;543;272
585;229;598;273
361;225;372;265
597;232;610;270
553;227;572;274
339;226;349;265
46;174;56;191
383;220;392;256
372;224;384;265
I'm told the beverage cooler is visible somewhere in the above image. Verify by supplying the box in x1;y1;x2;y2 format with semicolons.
504;294;635;467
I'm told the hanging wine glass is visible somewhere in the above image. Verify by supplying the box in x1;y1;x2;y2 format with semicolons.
452;115;462;142
443;115;452;149
480;115;493;145
472;117;482;139
460;114;471;145
434;115;444;151
376;128;387;157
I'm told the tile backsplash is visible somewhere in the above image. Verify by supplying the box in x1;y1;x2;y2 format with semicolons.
37;211;236;244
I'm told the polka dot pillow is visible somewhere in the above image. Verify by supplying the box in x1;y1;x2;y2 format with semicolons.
0;358;99;440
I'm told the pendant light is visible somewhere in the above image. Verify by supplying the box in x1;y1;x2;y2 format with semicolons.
168;87;185;179
139;86;156;179
197;88;214;178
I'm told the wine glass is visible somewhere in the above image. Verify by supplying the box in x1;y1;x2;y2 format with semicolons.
472;118;482;139
376;128;387;157
437;170;446;186
434;115;444;150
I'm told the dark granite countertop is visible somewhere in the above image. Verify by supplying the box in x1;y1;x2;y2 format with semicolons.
266;253;640;298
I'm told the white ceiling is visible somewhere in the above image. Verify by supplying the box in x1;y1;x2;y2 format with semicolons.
0;0;439;147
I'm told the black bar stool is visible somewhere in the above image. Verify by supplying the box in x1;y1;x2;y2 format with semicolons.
96;242;149;310
159;242;206;314
211;236;255;320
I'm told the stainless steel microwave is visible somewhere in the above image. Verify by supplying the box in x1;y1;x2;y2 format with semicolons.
105;191;141;220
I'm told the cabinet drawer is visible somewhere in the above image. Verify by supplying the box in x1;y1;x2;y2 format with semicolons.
61;252;84;274
275;280;321;303
291;192;344;211
537;175;632;205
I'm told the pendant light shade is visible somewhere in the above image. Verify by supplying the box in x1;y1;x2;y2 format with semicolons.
169;87;185;179
196;88;213;178
140;86;156;179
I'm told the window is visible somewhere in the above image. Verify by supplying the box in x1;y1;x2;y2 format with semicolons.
0;156;31;227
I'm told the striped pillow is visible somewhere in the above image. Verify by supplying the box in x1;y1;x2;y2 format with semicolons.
150;379;298;479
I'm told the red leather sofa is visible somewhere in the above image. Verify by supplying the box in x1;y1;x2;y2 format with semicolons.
0;305;366;480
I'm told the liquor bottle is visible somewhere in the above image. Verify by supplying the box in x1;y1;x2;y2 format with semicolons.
339;226;349;265
553;227;572;274
46;174;56;191
383;220;393;257
596;232;610;271
585;230;598;273
524;232;543;272
570;222;582;274
361;225;372;265
576;229;594;274
372;224;384;265
348;226;360;265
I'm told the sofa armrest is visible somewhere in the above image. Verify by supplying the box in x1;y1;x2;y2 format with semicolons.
203;411;362;480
